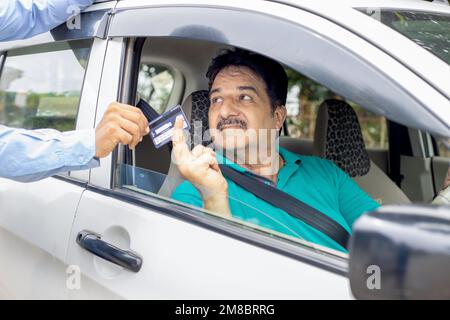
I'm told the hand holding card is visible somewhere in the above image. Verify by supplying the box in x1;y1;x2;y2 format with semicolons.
172;116;230;215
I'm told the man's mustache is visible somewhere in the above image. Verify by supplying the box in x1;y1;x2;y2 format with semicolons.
216;118;248;131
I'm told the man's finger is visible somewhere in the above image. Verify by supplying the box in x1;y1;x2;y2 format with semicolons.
121;109;149;135
114;127;134;146
116;116;142;149
192;144;206;158
194;153;220;172
211;162;220;172
206;147;216;158
172;115;187;145
172;116;193;165
112;102;146;118
110;103;149;135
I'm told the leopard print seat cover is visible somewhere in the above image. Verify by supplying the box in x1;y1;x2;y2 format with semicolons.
189;90;212;149
321;99;371;177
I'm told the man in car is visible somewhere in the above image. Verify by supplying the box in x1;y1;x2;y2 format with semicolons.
170;49;380;252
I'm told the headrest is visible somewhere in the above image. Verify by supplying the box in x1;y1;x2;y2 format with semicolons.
314;99;370;177
181;90;211;149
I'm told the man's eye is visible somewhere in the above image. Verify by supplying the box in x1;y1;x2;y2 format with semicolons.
211;97;223;104
240;94;252;101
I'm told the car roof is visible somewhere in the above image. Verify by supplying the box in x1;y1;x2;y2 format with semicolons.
290;0;448;10
276;0;450;13
104;0;450;11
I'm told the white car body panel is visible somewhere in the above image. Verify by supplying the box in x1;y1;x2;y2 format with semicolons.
0;178;84;298
0;0;448;299
66;190;351;299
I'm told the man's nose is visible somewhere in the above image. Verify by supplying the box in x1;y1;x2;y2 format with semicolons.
219;99;240;118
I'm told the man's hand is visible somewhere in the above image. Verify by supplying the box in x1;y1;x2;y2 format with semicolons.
95;102;149;158
172;116;231;217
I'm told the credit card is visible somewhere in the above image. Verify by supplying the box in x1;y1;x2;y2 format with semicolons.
148;105;190;149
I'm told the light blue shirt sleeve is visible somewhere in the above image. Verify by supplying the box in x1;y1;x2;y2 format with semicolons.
0;0;94;41
0;125;99;182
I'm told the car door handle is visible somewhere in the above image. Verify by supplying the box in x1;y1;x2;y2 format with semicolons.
76;230;143;273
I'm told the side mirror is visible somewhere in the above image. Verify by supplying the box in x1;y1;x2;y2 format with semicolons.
348;204;450;299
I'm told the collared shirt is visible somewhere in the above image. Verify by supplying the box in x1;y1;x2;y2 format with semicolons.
0;0;94;41
0;0;97;182
0;126;99;182
172;147;380;252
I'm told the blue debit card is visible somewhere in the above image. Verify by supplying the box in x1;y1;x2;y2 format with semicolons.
148;105;190;149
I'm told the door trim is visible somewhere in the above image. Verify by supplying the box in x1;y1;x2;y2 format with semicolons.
85;183;349;277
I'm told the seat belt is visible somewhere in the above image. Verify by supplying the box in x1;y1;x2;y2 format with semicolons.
219;164;350;249
137;99;160;121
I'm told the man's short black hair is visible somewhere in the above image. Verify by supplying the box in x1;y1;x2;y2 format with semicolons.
206;49;288;113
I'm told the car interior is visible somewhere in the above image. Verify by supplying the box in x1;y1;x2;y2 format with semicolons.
119;36;449;233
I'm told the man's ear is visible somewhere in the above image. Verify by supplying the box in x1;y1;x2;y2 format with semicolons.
274;105;287;130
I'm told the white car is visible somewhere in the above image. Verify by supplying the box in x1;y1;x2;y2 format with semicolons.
0;0;449;299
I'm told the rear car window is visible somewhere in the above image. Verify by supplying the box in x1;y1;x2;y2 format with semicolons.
285;68;388;150
360;8;450;65
0;39;93;131
137;64;175;114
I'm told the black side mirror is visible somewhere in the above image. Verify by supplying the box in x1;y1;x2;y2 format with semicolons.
348;204;450;299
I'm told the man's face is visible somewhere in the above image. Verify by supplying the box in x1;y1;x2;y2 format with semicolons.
208;66;286;155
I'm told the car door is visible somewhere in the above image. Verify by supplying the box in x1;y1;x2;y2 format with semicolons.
0;5;111;299
65;0;450;299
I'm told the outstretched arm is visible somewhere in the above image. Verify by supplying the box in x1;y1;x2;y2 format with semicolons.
0;0;94;41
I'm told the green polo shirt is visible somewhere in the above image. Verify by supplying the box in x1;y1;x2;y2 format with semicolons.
171;147;380;252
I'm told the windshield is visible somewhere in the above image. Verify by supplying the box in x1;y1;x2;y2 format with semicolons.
361;9;450;65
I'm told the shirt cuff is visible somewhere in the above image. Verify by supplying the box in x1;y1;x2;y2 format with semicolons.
58;128;98;169
68;0;95;13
